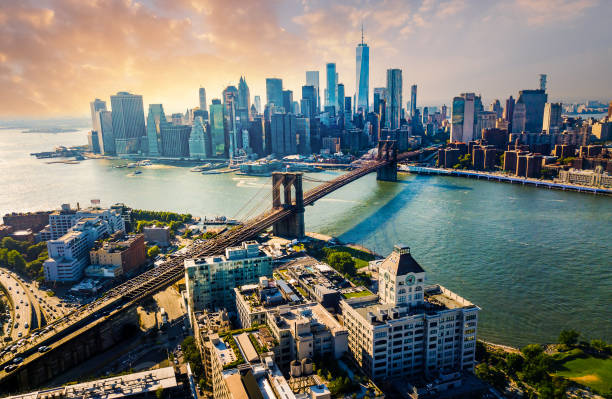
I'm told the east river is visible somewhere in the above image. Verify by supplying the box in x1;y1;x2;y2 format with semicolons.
1;128;611;348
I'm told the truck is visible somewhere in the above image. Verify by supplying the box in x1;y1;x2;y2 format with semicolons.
160;308;168;327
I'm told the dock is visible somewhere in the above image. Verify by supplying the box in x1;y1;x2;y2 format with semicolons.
401;165;612;195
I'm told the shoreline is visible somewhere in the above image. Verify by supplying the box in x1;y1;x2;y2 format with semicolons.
401;165;612;196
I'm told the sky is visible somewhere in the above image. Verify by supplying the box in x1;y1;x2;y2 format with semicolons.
0;0;611;118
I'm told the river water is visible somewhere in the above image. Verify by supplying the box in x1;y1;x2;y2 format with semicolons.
1;128;611;347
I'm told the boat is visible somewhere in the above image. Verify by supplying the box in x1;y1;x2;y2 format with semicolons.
133;170;142;175
127;162;138;168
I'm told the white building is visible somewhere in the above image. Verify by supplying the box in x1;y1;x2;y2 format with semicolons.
38;203;125;241
340;245;479;382
43;217;110;282
185;241;273;311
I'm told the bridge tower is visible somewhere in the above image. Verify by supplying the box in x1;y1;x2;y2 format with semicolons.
272;172;305;238
376;140;398;181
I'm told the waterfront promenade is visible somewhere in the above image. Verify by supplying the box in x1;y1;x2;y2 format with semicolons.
401;165;612;195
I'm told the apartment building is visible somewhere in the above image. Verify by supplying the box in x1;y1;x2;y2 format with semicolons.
38;203;125;241
340;245;479;382
185;241;273;311
43;218;110;282
89;233;146;274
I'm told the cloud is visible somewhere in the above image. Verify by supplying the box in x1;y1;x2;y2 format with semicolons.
513;0;599;25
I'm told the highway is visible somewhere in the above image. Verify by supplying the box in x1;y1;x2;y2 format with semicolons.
0;269;32;343
0;149;425;377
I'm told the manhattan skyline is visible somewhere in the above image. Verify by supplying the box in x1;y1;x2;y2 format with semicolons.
0;0;611;118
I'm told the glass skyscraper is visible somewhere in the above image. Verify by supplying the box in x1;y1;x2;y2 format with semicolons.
110;92;146;154
356;32;369;114
199;87;206;110
410;85;417;118
385;69;402;129
146;104;167;157
266;78;283;108
326;63;337;111
209;99;225;157
305;71;320;113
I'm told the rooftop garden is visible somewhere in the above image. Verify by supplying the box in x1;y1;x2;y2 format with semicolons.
342;289;373;299
222;335;245;370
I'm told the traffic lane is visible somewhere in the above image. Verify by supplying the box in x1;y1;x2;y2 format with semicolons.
0;270;32;342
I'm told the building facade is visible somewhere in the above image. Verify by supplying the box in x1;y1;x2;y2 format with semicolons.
386;69;402;129
110;92;146;155
356;34;370;114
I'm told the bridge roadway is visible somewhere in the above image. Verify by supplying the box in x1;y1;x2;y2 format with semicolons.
0;151;420;376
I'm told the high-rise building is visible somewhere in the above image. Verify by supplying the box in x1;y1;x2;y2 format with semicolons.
301;85;316;120
110;92;146;155
539;74;547;91
337;83;345;114
282;90;293;114
145;104;167;157
209;99;225;157
356;27;369;114
189;116;208;159
89;99;106;138
270;113;297;156
247;117;266;157
306;70;320;112
410;85;417;118
199;87;206;111
386;69;403;129
450;93;480;143
512;102;527;133
504;96;515;122
608;101;612;119
254;95;262;114
516;89;548;132
326;63;337;110
266;78;283;109
38;203;125;242
542;102;563;134
97;110;115;155
490;99;503;119
237;76;251;133
160;124;191;158
340;244;479;382
296;117;311;155
373;88;387;116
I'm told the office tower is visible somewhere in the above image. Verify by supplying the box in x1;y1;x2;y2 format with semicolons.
301;85;316;119
476;111;497;135
450;93;479;142
89;99;106;136
282;90;293;114
146;104;167;157
160;124;191;158
189;116;207;158
87;131;100;153
543;102;563;133
441;104;448;120
504;95;515;131
254;95;262;114
539;74;547;91
337;83;345;114
247;117;266;157
292;101;300;115
266;78;283;108
199;87;206;110
356;26;369;113
270;113;297;156
373;88;387;115
110;92;146;155
209;99;225;157
490;99;503;118
516;89;548;132
296;117;311;155
340;244;479;381
237;77;250;111
344;97;352;121
97;110;115;155
386;69;402;129
222;85;239;153
410;84;417;118
305;71;320;112
326;63;337;110
511;102;527;133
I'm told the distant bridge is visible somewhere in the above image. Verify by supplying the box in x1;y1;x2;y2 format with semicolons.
0;142;433;389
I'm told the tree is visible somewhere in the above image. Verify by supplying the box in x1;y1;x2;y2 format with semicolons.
155;387;164;399
590;339;609;355
558;329;580;347
327;252;356;276
522;344;544;361
7;250;26;273
506;353;524;374
147;246;161;258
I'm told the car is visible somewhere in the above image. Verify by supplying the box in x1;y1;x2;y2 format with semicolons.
17;332;22;338
14;323;18;328
4;364;17;372
15;305;19;310
12;357;23;364
24;323;29;329
37;346;49;353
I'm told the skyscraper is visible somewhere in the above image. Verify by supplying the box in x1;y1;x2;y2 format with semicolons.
270;113;297;156
209;99;225;157
266;78;283;109
542;103;562;133
326;63;337;110
410;85;417;118
199;87;206;110
356;26;369;114
223;85;239;153
237;77;251;133
98;110;114;155
337;83;345;114
110;92;146;155
146;104;167;157
189;116;208;158
160;124;191;158
490;99;503;119
386;69;402;129
90;99;106;134
516;89;548;133
450;93;481;143
306;71;320;113
301;85;316;120
282;90;293;114
254;96;262;114
373;88;387;115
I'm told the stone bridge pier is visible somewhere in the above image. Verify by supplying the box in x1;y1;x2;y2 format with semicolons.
272;172;305;239
376;140;398;181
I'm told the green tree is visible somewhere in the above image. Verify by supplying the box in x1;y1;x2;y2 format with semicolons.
147;246;161;258
506;352;524;374
7;250;26;273
522;344;544;361
155;387;164;399
327;252;356;276
475;363;506;391
590;339;609;354
558;329;580;347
